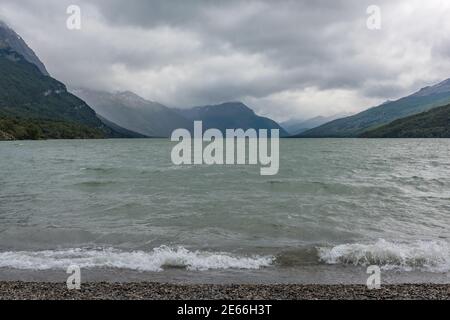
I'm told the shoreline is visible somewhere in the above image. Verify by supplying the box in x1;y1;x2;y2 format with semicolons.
0;282;448;300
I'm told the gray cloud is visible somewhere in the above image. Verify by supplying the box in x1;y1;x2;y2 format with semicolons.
1;0;450;120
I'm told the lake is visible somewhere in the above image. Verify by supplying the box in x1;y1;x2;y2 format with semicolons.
0;139;449;284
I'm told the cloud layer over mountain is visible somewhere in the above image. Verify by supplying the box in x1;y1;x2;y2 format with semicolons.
2;0;450;120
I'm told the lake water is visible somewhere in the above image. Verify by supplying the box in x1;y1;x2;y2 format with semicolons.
0;139;449;284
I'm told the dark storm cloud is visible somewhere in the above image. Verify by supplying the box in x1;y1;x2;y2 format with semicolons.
1;0;450;119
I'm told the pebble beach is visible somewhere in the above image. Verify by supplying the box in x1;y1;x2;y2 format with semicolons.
0;282;448;300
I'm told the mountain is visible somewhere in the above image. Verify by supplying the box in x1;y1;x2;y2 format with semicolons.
361;103;450;138
75;91;287;138
282;114;348;135
0;20;49;76
0;48;140;140
298;78;450;137
175;102;288;137
73;89;191;138
0;22;143;140
96;115;147;138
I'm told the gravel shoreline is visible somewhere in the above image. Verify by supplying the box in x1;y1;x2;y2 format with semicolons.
0;282;449;300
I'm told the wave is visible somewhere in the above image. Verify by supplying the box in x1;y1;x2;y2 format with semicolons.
0;246;274;272
73;180;117;187
80;167;116;173
318;239;450;272
1;241;448;273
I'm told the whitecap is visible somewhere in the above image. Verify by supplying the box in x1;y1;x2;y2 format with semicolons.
318;239;450;272
0;246;274;272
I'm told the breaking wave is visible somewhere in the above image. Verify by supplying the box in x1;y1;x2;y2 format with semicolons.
0;246;274;272
318;239;450;272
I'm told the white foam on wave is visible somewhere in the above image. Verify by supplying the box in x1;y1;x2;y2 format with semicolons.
318;239;450;272
0;246;274;272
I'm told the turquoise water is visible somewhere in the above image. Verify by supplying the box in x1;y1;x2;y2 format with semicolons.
0;139;449;284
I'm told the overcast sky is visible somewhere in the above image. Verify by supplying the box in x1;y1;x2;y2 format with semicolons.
1;0;450;121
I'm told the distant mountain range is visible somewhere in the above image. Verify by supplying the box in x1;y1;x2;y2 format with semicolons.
361;103;450;138
76;89;288;138
281;114;348;135
297;78;450;137
0;21;288;140
175;102;288;137
73;89;192;138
